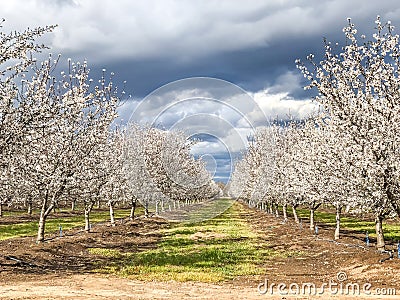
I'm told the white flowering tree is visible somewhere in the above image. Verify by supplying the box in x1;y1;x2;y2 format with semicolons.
279;123;306;223
124;125;163;217
0;21;55;216
17;57;119;241
227;158;250;200
297;16;400;250
312;117;361;239
104;129;127;226
285;119;323;230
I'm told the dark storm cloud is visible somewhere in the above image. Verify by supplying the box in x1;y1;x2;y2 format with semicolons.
2;0;400;97
108;36;323;99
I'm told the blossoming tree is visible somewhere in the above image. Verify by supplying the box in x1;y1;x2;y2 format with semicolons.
296;16;400;250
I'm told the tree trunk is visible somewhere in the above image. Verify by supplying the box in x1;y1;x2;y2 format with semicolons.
84;202;95;232
37;205;54;242
84;209;91;232
292;206;299;223
37;185;66;243
109;202;115;226
375;215;385;251
129;200;136;221
275;204;279;217
37;213;46;242
334;206;342;240
309;208;315;231
144;203;149;217
0;202;2;218
283;203;288;221
97;200;101;209
27;201;33;215
71;200;75;211
155;201;159;215
37;194;54;243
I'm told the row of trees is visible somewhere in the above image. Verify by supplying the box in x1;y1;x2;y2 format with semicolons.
0;22;219;242
228;17;400;251
124;125;220;217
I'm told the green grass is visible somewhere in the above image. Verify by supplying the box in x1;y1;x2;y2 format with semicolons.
89;199;302;282
0;208;134;241
1;210;37;217
288;208;400;242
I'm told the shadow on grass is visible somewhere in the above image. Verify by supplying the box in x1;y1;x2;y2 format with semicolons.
0;216;164;278
0;209;135;241
284;207;400;243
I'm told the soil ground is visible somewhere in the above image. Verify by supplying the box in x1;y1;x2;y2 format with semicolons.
0;202;399;299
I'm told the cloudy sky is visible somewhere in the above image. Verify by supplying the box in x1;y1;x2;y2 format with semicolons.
2;0;399;182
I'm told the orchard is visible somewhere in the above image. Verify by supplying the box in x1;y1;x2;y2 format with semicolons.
0;15;400;299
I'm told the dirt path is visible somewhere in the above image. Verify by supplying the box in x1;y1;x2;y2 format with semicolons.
1;274;398;299
1;274;253;299
0;202;399;299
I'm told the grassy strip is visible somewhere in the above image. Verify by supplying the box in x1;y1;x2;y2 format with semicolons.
89;199;302;282
0;209;134;241
288;208;400;241
1;210;36;217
